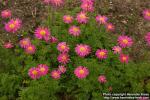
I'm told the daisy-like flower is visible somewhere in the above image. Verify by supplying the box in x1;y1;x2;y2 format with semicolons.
117;35;133;48
57;42;70;53
5;18;22;33
119;54;129;64
96;15;108;24
34;27;51;41
112;46;122;54
57;53;70;64
76;12;88;24
69;26;81;36
74;66;89;79
19;38;31;48
98;75;107;84
75;44;91;57
37;64;49;76
51;70;61;79
145;32;150;45
58;65;66;74
25;45;36;54
81;1;94;12
95;49;108;60
105;23;115;32
50;36;58;43
3;42;14;49
142;9;150;21
28;67;40;79
1;9;11;18
63;15;73;24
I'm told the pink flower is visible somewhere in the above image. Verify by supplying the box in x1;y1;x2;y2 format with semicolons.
57;42;70;53
51;70;61;79
34;27;51;41
50;36;58;43
58;65;66;74
37;64;49;76
119;54;129;64
145;32;150;45
98;75;107;84
74;66;89;79
75;44;91;57
112;46;122;54
69;26;81;36
105;23;115;32
1;9;11;18
142;9;150;21
117;35;133;48
25;45;36;54
95;49;108;60
3;42;14;49
19;38;31;48
63;15;73;24
28;67;40;79
96;15;108;24
5;18;22;33
76;12;88;24
51;0;64;7
42;0;51;4
57;53;70;64
81;1;94;12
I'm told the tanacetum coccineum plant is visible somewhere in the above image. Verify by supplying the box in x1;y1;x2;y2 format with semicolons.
1;0;150;100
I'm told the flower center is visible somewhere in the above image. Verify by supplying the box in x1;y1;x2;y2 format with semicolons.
40;30;46;35
23;41;27;45
100;17;104;21
66;16;71;20
9;24;15;29
28;47;33;51
122;57;127;61
80;14;86;19
99;52;105;56
80;47;85;52
61;45;66;49
53;72;58;77
146;12;150;16
32;70;37;75
79;69;84;74
108;25;112;29
40;67;45;72
73;27;78;32
62;55;67;60
122;39;128;44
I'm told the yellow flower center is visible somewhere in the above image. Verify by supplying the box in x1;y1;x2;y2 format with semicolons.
99;52;105;56
40;30;46;35
32;70;37;75
80;14;86;19
28;47;33;51
53;72;58;77
122;57;127;61
108;25;112;29
79;69;84;74
62;55;67;60
23;41;27;45
40;67;45;72
122;39;128;44
99;17;104;21
61;45;66;49
73;27;78;32
66;16;71;20
80;47;85;52
9;24;15;29
146;12;150;16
